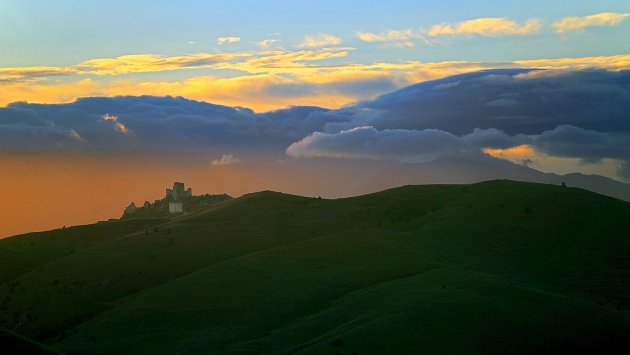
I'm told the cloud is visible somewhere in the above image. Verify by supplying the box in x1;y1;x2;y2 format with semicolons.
222;47;353;75
101;113;130;134
532;125;630;162
286;123;630;180
351;69;630;136
0;95;341;153
258;39;281;50
285;69;630;180
357;17;541;46
2;68;630;181
483;145;536;164
287;126;473;162
299;33;342;48
0;47;353;82
427;17;541;37
68;129;85;142
211;154;240;166
76;52;254;76
553;12;630;34
357;29;425;47
0;66;78;82
514;55;630;71
217;36;241;44
4;53;630;112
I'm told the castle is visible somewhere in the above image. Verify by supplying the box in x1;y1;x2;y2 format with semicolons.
121;183;231;219
123;182;192;216
166;182;192;201
166;182;191;214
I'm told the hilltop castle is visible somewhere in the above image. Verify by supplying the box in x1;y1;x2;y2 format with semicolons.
121;182;231;219
166;182;191;214
123;182;193;216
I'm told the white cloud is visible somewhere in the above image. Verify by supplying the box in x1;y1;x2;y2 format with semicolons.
299;33;342;48
217;36;241;44
211;154;240;166
101;113;130;134
553;12;630;33
67;129;85;142
286;126;481;163
257;39;281;50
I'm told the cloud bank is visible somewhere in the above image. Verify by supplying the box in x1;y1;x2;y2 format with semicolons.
3;53;630;112
1;69;629;180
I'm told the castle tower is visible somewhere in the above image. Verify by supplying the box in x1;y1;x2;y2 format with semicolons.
166;182;191;201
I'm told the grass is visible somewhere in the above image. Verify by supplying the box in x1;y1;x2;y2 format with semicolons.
1;180;629;354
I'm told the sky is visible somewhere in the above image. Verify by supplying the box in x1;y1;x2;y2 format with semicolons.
2;0;630;110
1;1;630;237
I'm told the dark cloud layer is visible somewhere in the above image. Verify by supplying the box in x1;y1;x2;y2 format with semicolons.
348;69;630;135
0;96;341;152
1;69;629;179
533;125;630;162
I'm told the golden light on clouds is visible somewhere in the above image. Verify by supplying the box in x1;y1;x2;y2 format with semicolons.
299;33;342;48
483;145;536;161
76;52;254;76
357;29;422;47
2;52;630;112
427;18;541;37
553;12;630;33
216;36;241;44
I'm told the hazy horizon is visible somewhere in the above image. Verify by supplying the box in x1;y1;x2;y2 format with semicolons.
2;0;630;236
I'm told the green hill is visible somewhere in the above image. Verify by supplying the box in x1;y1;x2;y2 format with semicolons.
1;180;629;354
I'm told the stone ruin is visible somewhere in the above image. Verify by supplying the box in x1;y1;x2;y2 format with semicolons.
124;182;192;216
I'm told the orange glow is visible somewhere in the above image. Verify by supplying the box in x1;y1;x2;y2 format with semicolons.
483;145;536;160
0;154;384;238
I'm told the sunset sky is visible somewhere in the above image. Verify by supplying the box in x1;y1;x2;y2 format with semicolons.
1;0;630;237
2;0;630;110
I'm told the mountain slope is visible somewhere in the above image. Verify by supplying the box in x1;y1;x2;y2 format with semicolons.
1;181;629;354
354;157;630;202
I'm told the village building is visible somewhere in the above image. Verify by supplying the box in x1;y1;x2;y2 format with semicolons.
124;202;137;215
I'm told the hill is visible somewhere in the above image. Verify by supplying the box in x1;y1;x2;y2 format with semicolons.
353;157;630;202
1;180;629;354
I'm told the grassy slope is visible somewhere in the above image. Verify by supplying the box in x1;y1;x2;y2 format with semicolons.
1;181;629;354
0;328;59;354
